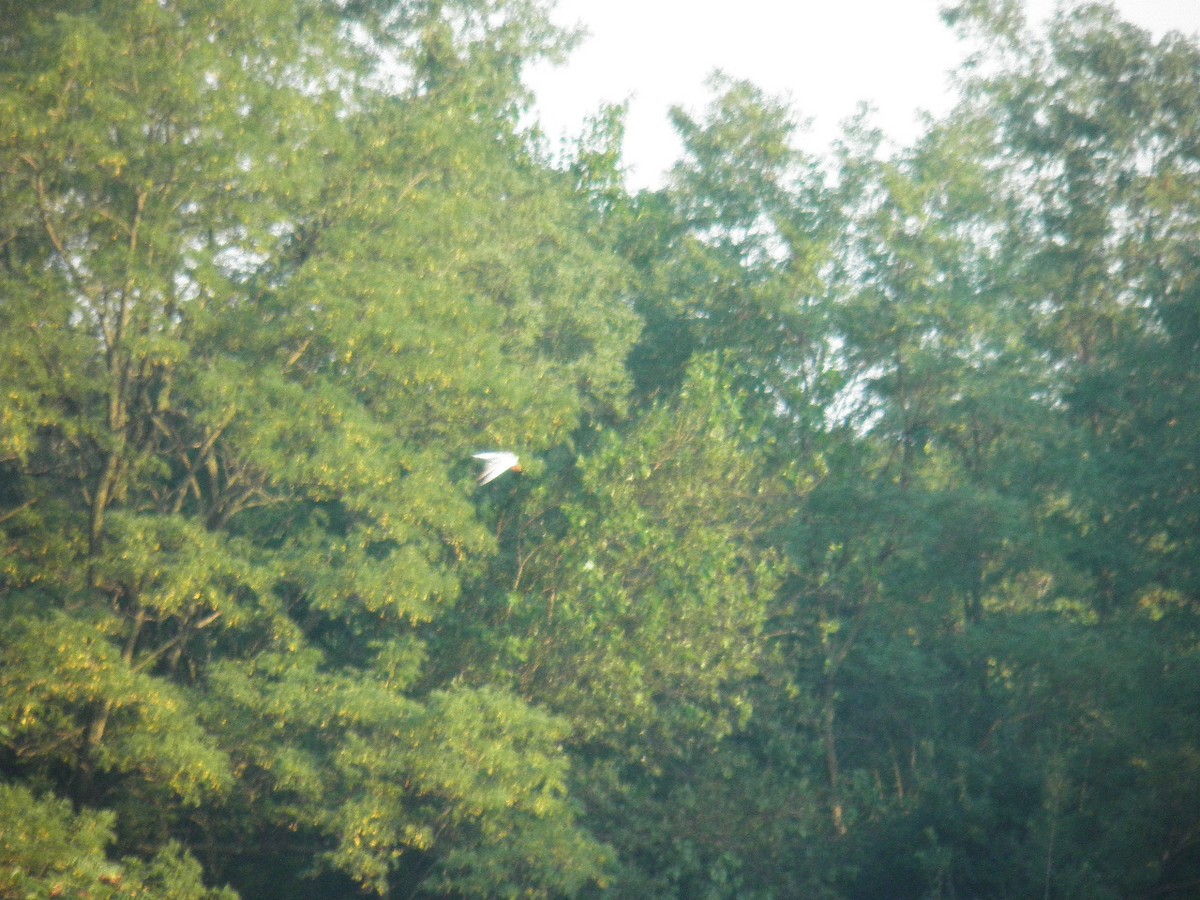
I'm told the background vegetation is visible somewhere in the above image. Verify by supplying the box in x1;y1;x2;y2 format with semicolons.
2;0;1199;896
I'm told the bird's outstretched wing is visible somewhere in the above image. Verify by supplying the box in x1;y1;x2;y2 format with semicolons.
473;451;521;485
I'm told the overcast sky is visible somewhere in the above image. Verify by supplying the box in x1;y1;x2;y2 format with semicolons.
525;0;1200;188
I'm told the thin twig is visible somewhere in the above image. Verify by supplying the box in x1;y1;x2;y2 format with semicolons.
0;498;36;525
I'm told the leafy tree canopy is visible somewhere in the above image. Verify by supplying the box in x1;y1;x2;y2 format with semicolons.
2;1;1199;898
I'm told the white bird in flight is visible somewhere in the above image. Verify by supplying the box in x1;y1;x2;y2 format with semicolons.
473;451;521;485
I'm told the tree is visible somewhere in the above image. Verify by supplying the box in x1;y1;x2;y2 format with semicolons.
0;0;628;894
624;76;835;432
0;781;236;899
4;0;1200;896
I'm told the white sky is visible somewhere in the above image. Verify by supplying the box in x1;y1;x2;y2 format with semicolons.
525;0;1200;189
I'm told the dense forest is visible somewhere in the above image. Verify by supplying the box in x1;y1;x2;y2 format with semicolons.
2;0;1199;897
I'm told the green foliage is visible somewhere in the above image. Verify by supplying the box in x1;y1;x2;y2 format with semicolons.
0;783;125;899
1;0;623;894
471;357;783;753
0;782;234;899
0;611;233;804
2;0;1199;897
626;76;834;426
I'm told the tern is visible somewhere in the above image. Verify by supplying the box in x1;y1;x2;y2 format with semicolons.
473;451;521;485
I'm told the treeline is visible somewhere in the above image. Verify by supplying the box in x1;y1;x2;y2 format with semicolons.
2;1;1199;897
